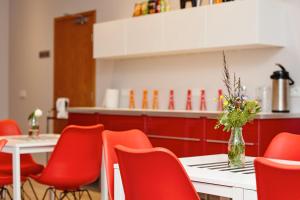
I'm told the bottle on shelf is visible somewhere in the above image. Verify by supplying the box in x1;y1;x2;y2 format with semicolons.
200;89;207;111
129;90;136;109
214;0;223;4
168;89;175;110
165;0;171;11
142;89;149;109
152;90;159;110
186;89;192;111
217;89;224;111
160;0;166;12
148;0;157;14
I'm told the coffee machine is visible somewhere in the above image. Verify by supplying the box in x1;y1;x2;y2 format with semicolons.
271;64;294;113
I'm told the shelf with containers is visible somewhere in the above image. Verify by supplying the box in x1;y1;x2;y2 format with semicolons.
93;0;286;59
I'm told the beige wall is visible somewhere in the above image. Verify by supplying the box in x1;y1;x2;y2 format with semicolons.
8;0;300;134
0;0;9;119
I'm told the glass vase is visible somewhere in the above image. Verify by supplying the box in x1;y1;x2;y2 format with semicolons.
228;127;245;167
28;116;40;138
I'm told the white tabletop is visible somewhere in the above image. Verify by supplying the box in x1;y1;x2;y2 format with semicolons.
0;134;60;153
180;154;257;190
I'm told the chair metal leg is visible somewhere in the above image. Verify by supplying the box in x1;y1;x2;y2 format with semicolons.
81;189;93;200
21;183;32;200
71;191;78;200
42;187;54;200
28;179;39;200
59;191;68;200
3;188;13;200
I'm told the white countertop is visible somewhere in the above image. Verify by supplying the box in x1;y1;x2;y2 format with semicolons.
68;107;300;119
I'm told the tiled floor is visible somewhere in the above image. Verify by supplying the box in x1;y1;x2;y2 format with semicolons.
4;179;101;200
3;180;228;200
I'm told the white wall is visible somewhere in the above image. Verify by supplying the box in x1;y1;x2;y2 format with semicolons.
9;0;300;135
0;0;9;119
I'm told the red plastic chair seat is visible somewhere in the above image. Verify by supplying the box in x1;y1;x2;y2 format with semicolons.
0;176;12;186
102;129;153;200
264;132;300;161
31;125;104;191
0;159;44;176
0;120;44;177
115;146;201;200
255;157;300;200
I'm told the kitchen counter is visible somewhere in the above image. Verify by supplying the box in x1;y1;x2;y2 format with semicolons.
68;107;300;119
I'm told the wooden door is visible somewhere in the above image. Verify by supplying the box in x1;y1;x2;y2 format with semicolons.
54;10;96;133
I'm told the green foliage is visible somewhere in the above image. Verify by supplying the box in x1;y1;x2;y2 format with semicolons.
215;52;261;132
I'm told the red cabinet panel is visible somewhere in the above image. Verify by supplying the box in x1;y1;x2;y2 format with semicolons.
149;138;203;158
146;117;204;138
69;111;300;158
99;114;145;131
68;113;100;126
145;117;204;157
258;119;300;156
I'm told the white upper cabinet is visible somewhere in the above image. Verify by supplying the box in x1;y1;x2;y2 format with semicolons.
93;0;286;59
205;0;258;47
164;7;206;52
205;0;285;48
93;20;126;59
127;14;163;55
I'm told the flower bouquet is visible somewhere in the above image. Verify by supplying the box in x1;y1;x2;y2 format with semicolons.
28;108;43;137
215;52;261;167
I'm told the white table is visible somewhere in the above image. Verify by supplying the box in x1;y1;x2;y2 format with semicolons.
0;134;60;200
113;154;300;200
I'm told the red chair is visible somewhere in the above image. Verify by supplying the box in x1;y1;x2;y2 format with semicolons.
115;145;201;200
31;124;103;200
255;157;300;200
264;132;300;161
102;129;153;200
0;139;7;151
0;119;44;199
0;139;12;200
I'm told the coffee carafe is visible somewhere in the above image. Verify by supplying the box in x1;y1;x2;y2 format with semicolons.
271;64;294;113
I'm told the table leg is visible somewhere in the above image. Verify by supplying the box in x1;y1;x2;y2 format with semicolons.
12;148;21;200
232;188;244;200
101;151;109;200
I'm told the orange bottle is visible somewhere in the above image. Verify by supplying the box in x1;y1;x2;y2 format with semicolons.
142;90;149;109
214;0;223;4
129;90;136;109
152;90;159;110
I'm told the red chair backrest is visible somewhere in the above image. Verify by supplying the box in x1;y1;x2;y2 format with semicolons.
115;145;201;200
0;119;32;166
102;129;152;200
255;157;300;200
40;124;104;188
264;132;300;161
0;119;22;136
0;139;7;151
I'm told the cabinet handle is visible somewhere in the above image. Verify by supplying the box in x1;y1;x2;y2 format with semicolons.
206;139;255;146
147;134;201;142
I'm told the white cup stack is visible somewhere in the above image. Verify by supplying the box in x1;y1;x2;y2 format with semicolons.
103;89;120;109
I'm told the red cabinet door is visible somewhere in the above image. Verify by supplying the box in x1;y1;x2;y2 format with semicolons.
98;114;145;131
258;118;300;156
68;113;100;126
146;117;204;157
